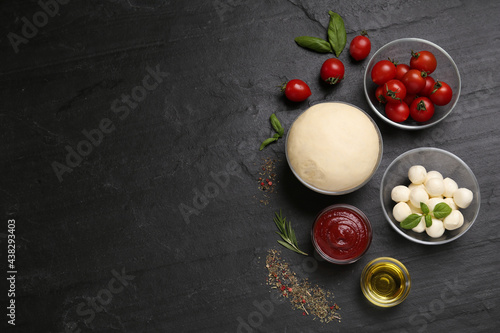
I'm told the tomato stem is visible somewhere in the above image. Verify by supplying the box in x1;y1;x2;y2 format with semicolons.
431;80;442;95
411;50;420;59
326;76;342;85
417;100;427;111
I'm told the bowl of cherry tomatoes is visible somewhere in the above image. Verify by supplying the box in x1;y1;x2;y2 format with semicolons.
363;38;461;130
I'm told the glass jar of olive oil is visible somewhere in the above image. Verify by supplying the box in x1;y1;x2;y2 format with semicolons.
360;257;411;307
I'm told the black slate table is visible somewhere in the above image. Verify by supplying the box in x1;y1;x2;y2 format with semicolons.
1;1;499;332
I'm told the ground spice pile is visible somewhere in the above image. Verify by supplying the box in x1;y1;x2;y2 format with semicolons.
265;249;341;323
255;157;279;205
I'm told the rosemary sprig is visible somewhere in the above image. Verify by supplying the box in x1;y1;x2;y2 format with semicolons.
273;210;308;256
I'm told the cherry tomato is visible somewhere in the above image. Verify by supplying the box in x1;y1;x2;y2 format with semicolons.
375;85;387;104
320;58;345;85
410;50;437;74
284;79;311;102
402;69;427;94
429;81;453;106
371;60;396;85
349;33;371;61
383;79;407;104
410;97;435;122
395;64;410;81
403;93;417;106
385;101;410;123
419;76;436;97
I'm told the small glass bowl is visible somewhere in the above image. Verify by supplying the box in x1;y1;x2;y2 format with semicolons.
364;38;461;130
311;204;373;264
285;101;383;195
360;257;411;307
380;147;480;245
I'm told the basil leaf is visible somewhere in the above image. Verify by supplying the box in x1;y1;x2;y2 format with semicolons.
270;113;281;134
400;214;422;229
425;214;433;228
259;137;277;151
420;202;430;214
327;11;346;57
294;36;333;53
433;202;452;219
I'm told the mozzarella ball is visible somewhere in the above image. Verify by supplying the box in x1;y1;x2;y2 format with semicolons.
426;219;445;238
408;165;427;184
443;177;458;198
453;188;474;209
408;201;423;214
443;210;464;231
444;197;458;210
425;177;445;197
412;216;426;233
391;185;410;202
393;202;412;222
425;170;444;182
408;183;425;191
409;187;429;208
427;197;445;213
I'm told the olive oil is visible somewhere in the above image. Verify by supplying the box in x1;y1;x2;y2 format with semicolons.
361;257;411;307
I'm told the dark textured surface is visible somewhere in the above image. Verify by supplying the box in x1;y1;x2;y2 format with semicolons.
1;0;499;332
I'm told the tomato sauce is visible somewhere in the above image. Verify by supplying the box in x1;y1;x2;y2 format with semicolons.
312;205;372;264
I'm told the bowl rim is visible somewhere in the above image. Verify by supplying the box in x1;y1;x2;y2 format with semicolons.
363;38;462;130
285;101;383;195
380;147;481;245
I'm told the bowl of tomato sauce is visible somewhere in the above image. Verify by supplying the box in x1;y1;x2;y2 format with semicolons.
312;204;373;264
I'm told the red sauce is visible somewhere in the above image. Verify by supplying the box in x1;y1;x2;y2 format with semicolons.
312;205;372;264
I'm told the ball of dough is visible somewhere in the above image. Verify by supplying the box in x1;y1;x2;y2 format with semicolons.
444;197;458;210
427;197;445;213
443;177;458;198
426;218;445;238
391;185;410;202
412;216;426;233
393;202;412;222
425;177;445;197
425;170;444;182
409;187;429;208
443;210;464;231
453;188;473;209
286;102;381;192
408;165;427;184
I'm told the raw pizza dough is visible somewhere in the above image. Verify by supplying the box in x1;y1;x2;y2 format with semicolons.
287;102;381;192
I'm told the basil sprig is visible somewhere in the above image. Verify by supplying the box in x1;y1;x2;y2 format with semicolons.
260;113;284;151
294;10;346;57
400;202;452;229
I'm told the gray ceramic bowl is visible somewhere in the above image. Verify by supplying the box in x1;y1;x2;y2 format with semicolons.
364;38;461;130
380;147;480;245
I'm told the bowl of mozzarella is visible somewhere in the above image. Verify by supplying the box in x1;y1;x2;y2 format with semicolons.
380;147;480;245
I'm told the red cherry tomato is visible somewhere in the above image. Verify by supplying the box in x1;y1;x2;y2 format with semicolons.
402;69;427;94
410;97;435;122
410;50;437;74
419;76;436;97
403;93;417;106
385;102;410;123
284;79;311;102
383;79;407;104
349;33;371;61
371;60;397;85
429;81;453;106
320;58;345;85
395;64;410;81
375;85;387;104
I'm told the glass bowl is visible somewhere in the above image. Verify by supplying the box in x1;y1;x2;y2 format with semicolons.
285;101;383;195
364;38;461;130
311;204;373;264
380;147;480;245
360;257;411;307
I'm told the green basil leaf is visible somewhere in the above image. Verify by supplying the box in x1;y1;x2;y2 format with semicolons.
327;11;346;57
400;214;422;229
425;214;433;228
433;202;452;219
294;36;333;53
270;113;282;134
259;137;277;151
420;202;430;214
